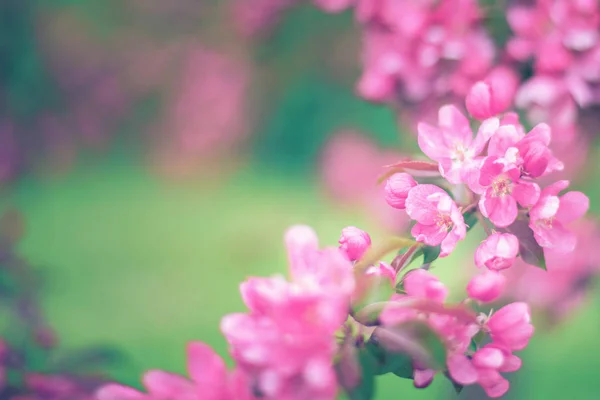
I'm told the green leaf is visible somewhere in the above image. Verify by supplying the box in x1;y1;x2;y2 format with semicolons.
463;210;479;232
505;220;546;270
344;347;377;400
422;245;441;265
364;340;413;378
370;322;448;372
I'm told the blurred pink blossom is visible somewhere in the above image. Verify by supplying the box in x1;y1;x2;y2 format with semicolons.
320;130;410;232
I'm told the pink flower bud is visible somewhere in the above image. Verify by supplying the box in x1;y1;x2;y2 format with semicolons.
466;67;518;120
403;269;448;303
487;302;534;351
467;271;506;303
365;261;396;285
413;368;435;388
384;173;417;209
475;233;519;271
339;226;371;261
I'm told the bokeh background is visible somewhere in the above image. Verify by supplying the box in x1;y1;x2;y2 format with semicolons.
1;1;600;399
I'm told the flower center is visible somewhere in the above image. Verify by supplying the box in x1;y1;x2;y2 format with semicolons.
491;177;512;197
436;214;453;230
452;143;469;163
537;217;554;228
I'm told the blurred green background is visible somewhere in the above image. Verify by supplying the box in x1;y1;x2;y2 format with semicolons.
2;2;600;399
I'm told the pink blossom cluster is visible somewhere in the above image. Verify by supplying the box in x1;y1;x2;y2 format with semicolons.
380;269;531;398
384;103;589;260
349;0;495;106
508;0;600;144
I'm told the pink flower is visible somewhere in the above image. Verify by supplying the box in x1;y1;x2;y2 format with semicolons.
487;302;534;352
478;156;541;227
447;354;478;385
466;66;519;120
418;105;499;184
529;180;590;253
384;173;417;209
403;269;448;303
96;342;236;400
339;226;372;261
467;271;506;303
222;226;354;400
474;233;519;271
405;184;466;257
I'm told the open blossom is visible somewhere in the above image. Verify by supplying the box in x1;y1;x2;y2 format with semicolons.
339;226;371;261
221;226;354;400
467;271;506;303
529;180;589;253
418;105;499;184
472;345;522;398
97;342;245;400
475;233;519;271
486;302;534;352
477;156;541;227
384;173;417;209
405;184;466;257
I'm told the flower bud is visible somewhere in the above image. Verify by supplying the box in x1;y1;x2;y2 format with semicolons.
365;261;396;285
403;269;448;303
475;233;519;271
487;302;534;351
339;226;371;261
384;173;417;209
467;271;506;303
466;67;518;120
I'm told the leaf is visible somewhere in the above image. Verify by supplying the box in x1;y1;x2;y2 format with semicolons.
390;245;421;275
463;210;479;232
504;220;546;270
422;245;441;265
370;322;448;371
344;347;377;400
355;237;419;274
364;340;413;378
352;274;395;317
